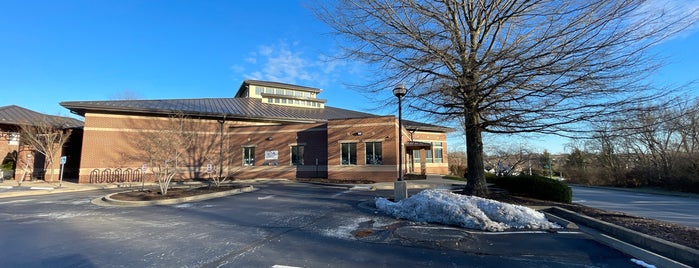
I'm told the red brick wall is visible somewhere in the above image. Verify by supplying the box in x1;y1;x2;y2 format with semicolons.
327;116;399;182
75;112;450;183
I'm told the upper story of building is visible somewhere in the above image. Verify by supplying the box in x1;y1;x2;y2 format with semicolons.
235;80;327;109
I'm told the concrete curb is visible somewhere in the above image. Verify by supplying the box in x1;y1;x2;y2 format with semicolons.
0;184;124;198
547;206;698;267
95;185;256;207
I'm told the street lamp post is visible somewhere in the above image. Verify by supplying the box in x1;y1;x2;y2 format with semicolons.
393;84;408;201
217;116;226;180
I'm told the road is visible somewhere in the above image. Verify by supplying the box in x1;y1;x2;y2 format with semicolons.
0;182;642;267
571;185;699;228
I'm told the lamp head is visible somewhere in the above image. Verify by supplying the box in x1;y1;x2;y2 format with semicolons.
392;84;407;97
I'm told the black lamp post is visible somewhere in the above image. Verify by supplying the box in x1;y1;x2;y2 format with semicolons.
217;116;226;179
393;84;407;182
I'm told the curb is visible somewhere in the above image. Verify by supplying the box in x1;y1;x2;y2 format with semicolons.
547;206;698;267
95;185;256;207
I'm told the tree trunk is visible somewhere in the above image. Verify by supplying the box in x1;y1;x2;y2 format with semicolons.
462;110;488;197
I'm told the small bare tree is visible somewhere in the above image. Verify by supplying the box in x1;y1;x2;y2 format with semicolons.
140;113;196;195
486;144;532;176
19;119;73;183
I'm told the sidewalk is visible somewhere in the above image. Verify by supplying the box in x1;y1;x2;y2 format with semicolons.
0;179;136;198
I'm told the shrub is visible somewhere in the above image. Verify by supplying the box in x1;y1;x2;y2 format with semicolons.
491;174;572;203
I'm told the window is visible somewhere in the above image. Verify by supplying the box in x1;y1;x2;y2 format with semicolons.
8;132;19;145
426;147;433;163
413;149;421;163
434;142;443;163
243;147;255;166
255;87;262;96
341;143;357;165
291;145;304;165
365;142;382;165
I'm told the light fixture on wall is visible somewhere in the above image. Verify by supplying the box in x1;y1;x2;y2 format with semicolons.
266;137;273;141
352;132;363;136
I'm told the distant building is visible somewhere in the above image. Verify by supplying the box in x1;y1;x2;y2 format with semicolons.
0;105;83;181
61;80;451;183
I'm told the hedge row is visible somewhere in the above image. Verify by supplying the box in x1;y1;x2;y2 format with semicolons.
489;174;572;203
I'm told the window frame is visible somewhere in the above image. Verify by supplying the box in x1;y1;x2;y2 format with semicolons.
340;142;357;165
291;145;304;166
242;146;255;166
434;142;443;163
365;142;382;165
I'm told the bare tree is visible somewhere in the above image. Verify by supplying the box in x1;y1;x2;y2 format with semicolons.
315;0;697;196
448;150;467;176
19;119;73;183
110;89;142;100
485;143;533;176
139;113;197;195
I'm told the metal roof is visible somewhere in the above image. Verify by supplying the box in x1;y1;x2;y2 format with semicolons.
60;97;451;131
0;105;83;129
61;98;377;122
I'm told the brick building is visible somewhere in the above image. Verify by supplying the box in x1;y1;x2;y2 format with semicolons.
0;105;83;181
61;80;451;183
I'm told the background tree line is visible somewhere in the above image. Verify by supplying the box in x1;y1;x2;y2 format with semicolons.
562;98;699;193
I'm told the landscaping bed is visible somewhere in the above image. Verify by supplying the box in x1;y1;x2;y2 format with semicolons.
109;185;243;201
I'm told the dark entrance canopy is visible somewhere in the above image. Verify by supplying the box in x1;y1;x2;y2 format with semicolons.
405;141;431;150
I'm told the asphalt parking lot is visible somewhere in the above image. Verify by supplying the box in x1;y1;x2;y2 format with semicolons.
0;181;649;267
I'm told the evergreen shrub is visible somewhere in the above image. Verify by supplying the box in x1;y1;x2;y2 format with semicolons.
491;174;572;203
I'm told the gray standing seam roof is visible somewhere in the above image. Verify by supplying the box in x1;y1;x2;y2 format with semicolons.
59;97;451;131
0;105;83;128
61;98;375;122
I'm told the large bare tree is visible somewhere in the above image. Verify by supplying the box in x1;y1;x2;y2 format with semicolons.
315;0;697;196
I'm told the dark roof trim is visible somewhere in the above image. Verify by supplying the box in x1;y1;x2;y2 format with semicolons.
403;120;455;132
405;141;432;150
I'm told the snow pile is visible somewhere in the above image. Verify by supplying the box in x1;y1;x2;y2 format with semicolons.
376;189;559;232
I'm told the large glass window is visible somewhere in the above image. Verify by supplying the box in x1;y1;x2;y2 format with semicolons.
434;142;443;163
426;147;433;163
341;143;357;165
365;142;382;165
243;147;255;166
291;145;304;165
413;149;421;163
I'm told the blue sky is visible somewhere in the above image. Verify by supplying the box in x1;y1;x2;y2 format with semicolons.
1;0;698;153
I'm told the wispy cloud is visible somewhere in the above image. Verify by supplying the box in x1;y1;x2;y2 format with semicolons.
635;0;699;40
231;41;362;88
239;42;314;85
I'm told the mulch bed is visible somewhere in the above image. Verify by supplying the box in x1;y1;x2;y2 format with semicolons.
109;185;242;201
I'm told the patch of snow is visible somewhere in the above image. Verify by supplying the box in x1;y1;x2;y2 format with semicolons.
630;258;656;268
376;189;560;232
322;216;372;239
173;203;193;208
